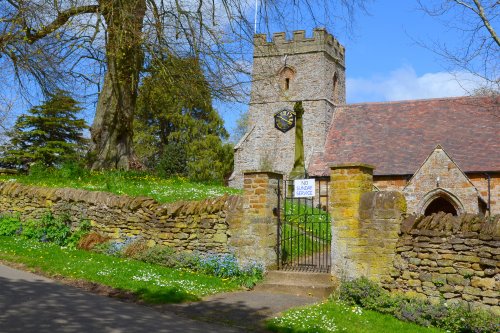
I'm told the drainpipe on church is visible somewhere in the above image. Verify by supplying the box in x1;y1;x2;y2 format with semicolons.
484;173;491;216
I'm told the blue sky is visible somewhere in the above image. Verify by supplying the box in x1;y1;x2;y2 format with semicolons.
220;0;489;138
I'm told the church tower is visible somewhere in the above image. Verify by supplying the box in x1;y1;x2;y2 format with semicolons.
229;29;346;188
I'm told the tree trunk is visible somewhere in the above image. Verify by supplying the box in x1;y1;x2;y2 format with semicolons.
90;0;146;170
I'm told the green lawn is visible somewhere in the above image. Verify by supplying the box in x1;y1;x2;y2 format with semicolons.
0;169;240;203
0;236;240;303
280;224;329;264
283;199;331;238
280;199;331;263
267;301;444;333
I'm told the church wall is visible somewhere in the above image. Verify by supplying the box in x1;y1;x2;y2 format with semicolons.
403;148;480;215
374;176;409;192
374;172;500;216
468;173;500;215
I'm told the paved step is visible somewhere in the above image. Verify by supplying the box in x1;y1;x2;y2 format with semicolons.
254;270;337;298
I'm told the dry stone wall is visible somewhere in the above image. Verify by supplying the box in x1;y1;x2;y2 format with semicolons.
0;181;242;254
383;212;500;315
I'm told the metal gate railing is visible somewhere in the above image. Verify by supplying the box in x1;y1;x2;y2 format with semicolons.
277;179;331;273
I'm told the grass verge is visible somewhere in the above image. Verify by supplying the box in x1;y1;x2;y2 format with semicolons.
0;169;240;203
0;236;240;304
280;199;331;261
267;301;444;333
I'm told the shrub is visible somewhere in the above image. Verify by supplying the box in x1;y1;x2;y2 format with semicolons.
21;213;71;246
238;260;265;288
18;213;90;247
338;276;384;309
337;277;500;333
130;245;200;269
196;253;240;278
92;241;114;255
131;244;177;266
93;236;138;256
122;239;149;258
194;252;265;287
394;297;442;327
156;143;187;178
110;242;265;287
173;250;199;269
0;215;22;236
78;232;109;250
58;161;88;179
0;211;90;248
65;219;92;249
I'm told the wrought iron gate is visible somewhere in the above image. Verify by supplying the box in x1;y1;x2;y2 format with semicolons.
277;179;331;272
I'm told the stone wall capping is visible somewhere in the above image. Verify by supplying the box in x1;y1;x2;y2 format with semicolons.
242;169;284;176
401;213;500;237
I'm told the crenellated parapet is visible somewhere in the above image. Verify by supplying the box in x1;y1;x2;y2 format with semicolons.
254;28;345;66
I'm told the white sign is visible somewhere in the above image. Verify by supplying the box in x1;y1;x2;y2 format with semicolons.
294;179;315;198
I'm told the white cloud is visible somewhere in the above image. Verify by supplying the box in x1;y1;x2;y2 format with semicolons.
346;66;486;103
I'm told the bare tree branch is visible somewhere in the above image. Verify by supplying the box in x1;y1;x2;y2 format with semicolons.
471;0;500;46
418;0;499;91
24;5;100;44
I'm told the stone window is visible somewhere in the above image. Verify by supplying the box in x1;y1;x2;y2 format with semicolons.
424;197;458;216
279;67;295;91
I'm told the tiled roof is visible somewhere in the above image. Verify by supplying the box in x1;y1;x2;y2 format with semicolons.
308;96;500;176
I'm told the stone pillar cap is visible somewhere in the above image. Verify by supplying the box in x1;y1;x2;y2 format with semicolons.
329;163;376;170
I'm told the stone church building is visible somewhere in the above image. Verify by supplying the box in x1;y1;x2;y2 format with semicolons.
229;29;499;216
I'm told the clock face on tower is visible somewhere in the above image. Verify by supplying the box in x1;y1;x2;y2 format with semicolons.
274;108;295;133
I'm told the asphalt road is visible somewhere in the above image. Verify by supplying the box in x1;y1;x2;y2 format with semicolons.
0;264;241;333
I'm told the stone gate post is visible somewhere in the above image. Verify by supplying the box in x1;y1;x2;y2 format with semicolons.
229;171;283;268
329;163;374;279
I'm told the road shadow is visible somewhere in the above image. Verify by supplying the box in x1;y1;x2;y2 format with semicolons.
161;291;319;333
0;274;243;333
161;297;271;332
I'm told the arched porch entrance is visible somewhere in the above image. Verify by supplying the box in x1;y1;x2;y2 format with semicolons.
418;188;464;216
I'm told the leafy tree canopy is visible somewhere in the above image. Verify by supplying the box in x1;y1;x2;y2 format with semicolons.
134;56;232;182
1;90;88;169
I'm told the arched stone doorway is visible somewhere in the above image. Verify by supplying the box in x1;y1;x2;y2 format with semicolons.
424;197;458;216
418;188;464;216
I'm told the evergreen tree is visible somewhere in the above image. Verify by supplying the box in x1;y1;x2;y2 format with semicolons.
1;91;88;169
134;57;232;182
